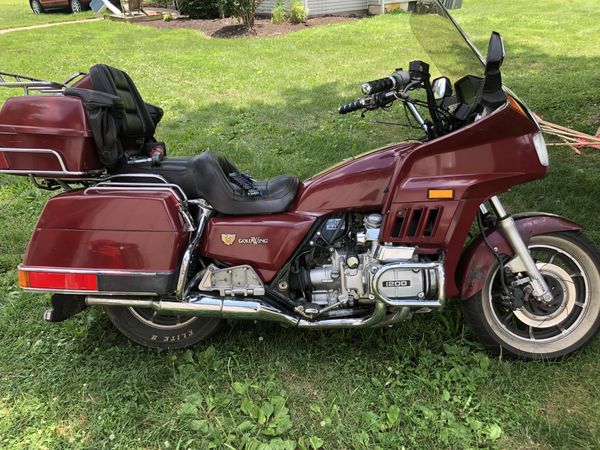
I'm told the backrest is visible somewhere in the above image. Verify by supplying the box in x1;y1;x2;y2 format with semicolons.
89;64;156;139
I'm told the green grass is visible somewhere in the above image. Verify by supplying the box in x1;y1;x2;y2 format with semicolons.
0;0;94;30
2;0;600;448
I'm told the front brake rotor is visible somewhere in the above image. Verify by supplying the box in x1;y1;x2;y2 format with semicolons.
513;262;576;328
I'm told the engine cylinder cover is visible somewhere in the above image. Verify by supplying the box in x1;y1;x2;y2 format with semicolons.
375;265;438;300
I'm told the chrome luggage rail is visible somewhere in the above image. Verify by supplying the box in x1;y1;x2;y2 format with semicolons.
88;173;188;204
0;71;86;95
84;175;195;231
0;147;104;177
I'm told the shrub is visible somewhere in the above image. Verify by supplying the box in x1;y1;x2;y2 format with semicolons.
177;0;219;19
163;12;173;20
230;0;263;29
177;0;232;19
271;0;287;24
289;0;308;23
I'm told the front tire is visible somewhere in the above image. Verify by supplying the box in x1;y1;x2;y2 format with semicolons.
104;303;222;350
70;0;82;13
462;232;600;359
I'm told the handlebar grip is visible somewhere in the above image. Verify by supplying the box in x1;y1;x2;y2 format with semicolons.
338;98;366;114
362;77;395;95
361;70;411;95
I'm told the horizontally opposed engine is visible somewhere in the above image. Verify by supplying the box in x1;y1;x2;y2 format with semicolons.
288;213;445;311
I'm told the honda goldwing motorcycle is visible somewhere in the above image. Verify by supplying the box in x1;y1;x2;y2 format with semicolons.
2;0;599;360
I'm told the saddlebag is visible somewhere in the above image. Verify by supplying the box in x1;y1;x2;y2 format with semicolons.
18;188;191;295
0;95;104;178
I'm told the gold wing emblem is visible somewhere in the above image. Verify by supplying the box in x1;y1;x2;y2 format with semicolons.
221;234;236;246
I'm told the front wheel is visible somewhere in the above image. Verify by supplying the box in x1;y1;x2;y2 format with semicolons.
70;0;82;13
104;303;222;350
462;231;600;360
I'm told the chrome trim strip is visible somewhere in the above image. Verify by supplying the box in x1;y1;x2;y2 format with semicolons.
18;265;174;277
25;288;159;296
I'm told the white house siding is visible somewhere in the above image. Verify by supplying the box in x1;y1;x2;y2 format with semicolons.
306;0;368;15
257;0;369;17
256;0;278;15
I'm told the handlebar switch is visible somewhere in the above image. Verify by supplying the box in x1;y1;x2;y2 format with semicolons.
409;60;430;82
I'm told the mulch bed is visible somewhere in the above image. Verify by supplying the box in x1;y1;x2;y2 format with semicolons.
139;15;360;38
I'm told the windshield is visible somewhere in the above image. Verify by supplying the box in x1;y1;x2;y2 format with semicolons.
410;0;485;83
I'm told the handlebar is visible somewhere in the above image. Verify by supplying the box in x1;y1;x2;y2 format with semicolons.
338;98;368;114
361;70;411;95
338;90;402;115
339;70;412;114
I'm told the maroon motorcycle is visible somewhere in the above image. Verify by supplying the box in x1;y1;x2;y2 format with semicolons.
2;0;599;359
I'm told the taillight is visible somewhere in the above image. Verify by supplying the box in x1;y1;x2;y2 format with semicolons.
18;270;98;291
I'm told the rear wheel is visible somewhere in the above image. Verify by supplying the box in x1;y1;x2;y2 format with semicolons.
104;303;222;349
462;232;600;359
30;0;43;14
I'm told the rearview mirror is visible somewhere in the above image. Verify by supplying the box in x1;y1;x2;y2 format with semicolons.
482;31;507;109
486;31;505;70
432;77;452;100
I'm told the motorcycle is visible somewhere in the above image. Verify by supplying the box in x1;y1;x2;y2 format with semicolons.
2;0;599;360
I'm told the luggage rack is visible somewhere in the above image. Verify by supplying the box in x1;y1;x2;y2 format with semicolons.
84;174;195;231
0;71;86;95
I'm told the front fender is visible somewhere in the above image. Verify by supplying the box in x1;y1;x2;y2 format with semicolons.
456;213;581;300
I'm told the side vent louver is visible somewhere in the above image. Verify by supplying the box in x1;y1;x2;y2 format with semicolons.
391;206;442;239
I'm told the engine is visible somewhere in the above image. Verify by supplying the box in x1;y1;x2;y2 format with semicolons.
288;213;443;309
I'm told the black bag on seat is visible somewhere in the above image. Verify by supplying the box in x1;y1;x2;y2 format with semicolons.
65;64;164;168
63;87;124;168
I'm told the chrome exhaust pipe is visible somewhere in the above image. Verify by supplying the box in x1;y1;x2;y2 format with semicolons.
85;295;387;329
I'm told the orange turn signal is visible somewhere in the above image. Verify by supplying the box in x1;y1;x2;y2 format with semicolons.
17;270;29;288
428;189;454;200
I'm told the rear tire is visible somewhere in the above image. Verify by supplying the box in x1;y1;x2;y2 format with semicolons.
30;0;43;14
104;303;222;350
462;232;600;360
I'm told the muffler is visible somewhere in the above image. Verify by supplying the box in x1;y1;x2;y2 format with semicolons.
85;295;387;329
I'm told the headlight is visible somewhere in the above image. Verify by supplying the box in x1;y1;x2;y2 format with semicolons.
533;132;549;166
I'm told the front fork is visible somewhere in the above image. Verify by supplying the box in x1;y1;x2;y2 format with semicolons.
483;196;554;303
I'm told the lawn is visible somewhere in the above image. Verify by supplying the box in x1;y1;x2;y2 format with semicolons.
0;0;94;30
2;0;600;448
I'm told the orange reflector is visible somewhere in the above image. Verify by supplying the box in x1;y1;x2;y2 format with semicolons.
428;189;454;200
17;270;29;288
18;270;98;291
507;95;527;117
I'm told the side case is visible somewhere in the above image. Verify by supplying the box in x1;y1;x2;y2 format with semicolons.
19;189;191;295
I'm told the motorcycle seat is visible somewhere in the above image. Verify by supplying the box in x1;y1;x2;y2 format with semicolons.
111;151;300;216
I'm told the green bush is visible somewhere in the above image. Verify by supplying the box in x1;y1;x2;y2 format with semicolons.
230;0;263;29
177;0;219;19
177;0;232;19
289;0;308;23
271;0;287;24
